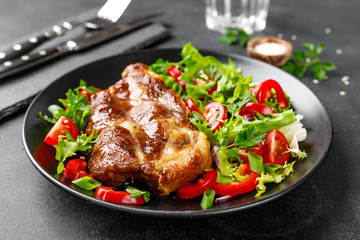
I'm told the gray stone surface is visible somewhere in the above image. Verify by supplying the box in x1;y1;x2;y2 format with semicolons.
0;0;359;239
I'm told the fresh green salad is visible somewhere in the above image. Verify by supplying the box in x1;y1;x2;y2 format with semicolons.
149;43;307;207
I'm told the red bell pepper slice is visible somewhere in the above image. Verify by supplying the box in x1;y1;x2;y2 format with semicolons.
212;163;260;196
63;159;93;181
185;98;203;116
177;169;217;199
95;186;146;205
251;79;289;108
238;102;276;120
167;66;186;92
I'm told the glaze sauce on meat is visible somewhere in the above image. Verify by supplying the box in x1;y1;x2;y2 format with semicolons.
86;63;212;195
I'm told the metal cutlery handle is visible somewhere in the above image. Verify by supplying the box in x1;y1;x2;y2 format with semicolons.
0;22;78;63
0;47;68;80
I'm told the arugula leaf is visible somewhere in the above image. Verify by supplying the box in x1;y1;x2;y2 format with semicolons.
126;186;151;202
148;58;173;75
228;93;252;115
186;82;213;101
54;131;98;174
40;80;97;131
76;79;99;94
242;110;297;132
188;112;218;146
282;43;336;80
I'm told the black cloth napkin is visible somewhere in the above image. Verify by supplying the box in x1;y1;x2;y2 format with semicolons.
0;23;169;121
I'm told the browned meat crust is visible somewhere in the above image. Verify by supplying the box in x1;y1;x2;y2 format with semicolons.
87;63;212;195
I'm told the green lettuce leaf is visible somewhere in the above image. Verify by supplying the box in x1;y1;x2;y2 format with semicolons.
255;161;296;198
54;131;98;174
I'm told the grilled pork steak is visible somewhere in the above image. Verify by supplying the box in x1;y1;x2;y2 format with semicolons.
86;63;212;195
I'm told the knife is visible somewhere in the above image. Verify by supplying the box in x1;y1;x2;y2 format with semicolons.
0;14;161;81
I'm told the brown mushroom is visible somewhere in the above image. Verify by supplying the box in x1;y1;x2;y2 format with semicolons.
247;36;293;67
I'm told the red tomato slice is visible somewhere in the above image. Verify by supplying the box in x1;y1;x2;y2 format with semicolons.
238;102;276;120
185;98;203;116
238;143;264;163
167;66;186;92
177;169;217;199
95;186;146;205
212;163;260;196
204;102;228;133
262;130;290;165
44;116;78;146
63;159;93;181
250;79;289;108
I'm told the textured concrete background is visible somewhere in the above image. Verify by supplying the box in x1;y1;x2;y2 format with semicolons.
0;0;359;239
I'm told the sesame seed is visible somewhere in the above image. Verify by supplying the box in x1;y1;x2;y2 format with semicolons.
306;57;311;63
344;81;350;85
341;76;350;82
38;50;47;55
12;44;22;51
291;35;297;40
29;37;38;43
312;79;319;84
336;49;343;54
339;91;346;96
325;28;331;34
277;33;284;38
324;75;328;80
53;25;62;34
21;55;29;61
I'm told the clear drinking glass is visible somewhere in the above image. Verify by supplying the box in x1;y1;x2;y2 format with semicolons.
205;0;270;34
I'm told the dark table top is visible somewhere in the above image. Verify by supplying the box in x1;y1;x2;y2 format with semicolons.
1;0;359;239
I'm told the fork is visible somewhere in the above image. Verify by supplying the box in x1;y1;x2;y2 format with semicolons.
0;0;131;63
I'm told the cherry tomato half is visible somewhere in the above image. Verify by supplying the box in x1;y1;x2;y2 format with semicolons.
44;116;78;146
63;159;93;181
212;163;260;196
262;130;290;165
204;102;228;133
238;102;276;120
177;169;217;199
250;79;289;108
185;98;203;116
167;66;186;92
95;186;146;205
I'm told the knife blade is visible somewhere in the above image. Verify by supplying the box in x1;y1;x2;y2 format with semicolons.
0;14;162;81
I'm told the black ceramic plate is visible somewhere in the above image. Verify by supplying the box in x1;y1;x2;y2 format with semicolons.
22;49;332;218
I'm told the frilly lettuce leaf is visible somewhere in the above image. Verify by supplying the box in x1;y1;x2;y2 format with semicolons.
255;161;296;198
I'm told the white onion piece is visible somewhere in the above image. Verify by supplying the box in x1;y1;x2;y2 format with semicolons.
215;195;236;203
